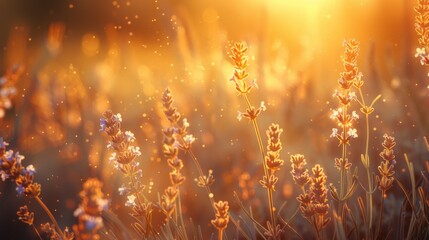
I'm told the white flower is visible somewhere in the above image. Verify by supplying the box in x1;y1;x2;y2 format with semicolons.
237;111;243;121
135;169;143;178
112;161;119;170
118;186;127;195
357;72;363;80
183;118;190;128
351;111;359;120
109;152;117;162
347;128;358;138
97;198;109;211
330;108;342;120
260;101;267;111
184;134;196;145
415;48;429;65
124;131;135;142
4;150;13;161
113;113;122;123
0;170;8;181
25;165;36;176
131;161;140;168
129;146;141;156
253;79;259;89
15;152;25;164
330;128;338;138
348;92;357;101
332;89;339;98
125;194;137;207
73;206;84;217
415;47;426;58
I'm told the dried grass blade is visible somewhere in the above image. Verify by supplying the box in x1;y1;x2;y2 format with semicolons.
229;215;251;240
357;197;367;228
277;215;304;240
233;191;269;237
333;210;347;240
395;177;417;215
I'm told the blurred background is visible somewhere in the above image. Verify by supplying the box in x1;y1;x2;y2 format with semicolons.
0;0;428;239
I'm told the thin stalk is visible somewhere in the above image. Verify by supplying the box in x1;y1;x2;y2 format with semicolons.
177;192;189;240
376;191;385;240
242;95;267;175
32;224;43;240
340;104;348;199
364;114;373;237
35;196;65;239
338;103;348;216
218;229;223;240
187;149;215;211
312;216;321;240
172;121;216;212
242;94;276;232
358;87;374;236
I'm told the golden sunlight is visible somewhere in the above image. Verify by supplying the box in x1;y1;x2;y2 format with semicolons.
0;1;427;239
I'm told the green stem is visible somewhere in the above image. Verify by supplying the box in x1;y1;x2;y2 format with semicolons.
357;87;374;236
242;94;276;233
364;114;373;236
338;103;348;215
35;196;65;240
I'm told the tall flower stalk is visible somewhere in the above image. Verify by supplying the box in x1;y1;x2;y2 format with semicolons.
296;164;330;240
73;178;108;240
415;0;429;67
376;134;396;238
211;201;230;240
229;42;281;238
100;110;154;237
162;88;225;238
330;39;360;215
341;39;382;237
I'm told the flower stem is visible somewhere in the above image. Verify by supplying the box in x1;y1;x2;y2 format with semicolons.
376;191;385;240
218;229;223;240
358;87;374;236
32;224;43;240
187;149;215;211
35;196;65;239
243;94;276;235
339;104;348;215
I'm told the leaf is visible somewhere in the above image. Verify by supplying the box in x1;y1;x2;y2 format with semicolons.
369;94;382;108
329;184;340;201
361;154;368;168
333;210;347;240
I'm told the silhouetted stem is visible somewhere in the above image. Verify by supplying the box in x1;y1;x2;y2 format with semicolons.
32;224;42;240
377;191;385;240
35;196;65;239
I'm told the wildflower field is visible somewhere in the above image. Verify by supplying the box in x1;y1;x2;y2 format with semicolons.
0;0;429;239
